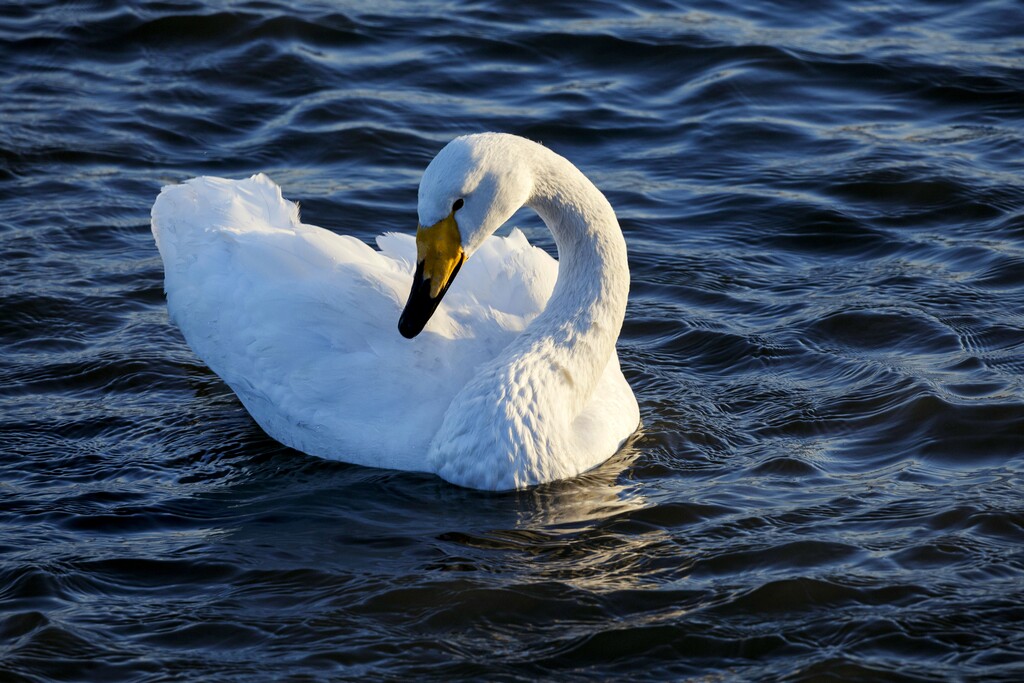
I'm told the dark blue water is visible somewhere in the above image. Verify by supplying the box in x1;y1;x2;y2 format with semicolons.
2;1;1024;680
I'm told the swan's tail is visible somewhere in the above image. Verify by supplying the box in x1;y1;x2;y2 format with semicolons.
151;173;299;274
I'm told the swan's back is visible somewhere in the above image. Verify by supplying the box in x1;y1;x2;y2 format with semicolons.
152;174;558;470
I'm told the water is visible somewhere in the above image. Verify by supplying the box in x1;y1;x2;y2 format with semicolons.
2;0;1023;679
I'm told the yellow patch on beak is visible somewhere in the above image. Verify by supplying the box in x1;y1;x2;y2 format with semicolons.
416;211;466;298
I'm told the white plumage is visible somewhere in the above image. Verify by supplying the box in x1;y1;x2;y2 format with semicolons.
152;133;639;490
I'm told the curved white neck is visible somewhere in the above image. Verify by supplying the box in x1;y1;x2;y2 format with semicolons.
504;145;629;417
428;140;631;488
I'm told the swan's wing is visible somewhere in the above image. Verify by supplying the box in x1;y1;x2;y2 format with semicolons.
152;174;557;472
153;174;422;467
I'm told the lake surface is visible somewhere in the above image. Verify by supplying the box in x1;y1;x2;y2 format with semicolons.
2;0;1023;680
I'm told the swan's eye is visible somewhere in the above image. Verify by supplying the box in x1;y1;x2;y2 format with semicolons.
452;198;464;212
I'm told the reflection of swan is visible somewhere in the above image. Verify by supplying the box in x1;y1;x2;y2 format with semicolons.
152;133;639;490
513;438;646;528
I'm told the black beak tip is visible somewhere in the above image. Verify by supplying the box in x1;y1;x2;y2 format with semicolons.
398;313;422;339
398;257;464;341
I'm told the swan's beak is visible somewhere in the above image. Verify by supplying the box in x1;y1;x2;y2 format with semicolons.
398;212;466;339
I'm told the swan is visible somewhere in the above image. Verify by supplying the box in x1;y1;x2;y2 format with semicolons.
151;133;639;490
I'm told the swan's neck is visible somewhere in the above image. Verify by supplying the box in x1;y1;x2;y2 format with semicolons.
429;142;630;489
519;149;629;415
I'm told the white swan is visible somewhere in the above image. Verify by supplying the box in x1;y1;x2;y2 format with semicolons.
152;133;639;490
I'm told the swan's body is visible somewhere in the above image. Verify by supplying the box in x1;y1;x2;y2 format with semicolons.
152;133;638;490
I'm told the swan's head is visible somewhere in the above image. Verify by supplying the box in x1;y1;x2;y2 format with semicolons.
399;133;535;339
